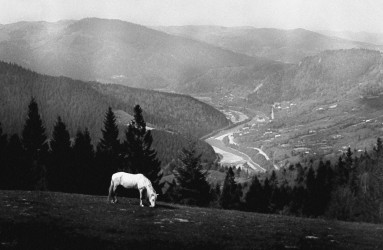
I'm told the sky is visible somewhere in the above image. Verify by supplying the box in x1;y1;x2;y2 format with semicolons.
1;0;383;33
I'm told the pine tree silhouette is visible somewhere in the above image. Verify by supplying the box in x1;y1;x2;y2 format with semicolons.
303;166;316;216
174;140;211;206
220;167;241;209
73;128;95;194
122;105;162;193
97;107;120;154
48;116;72;192
0;123;8;189
21;97;48;190
95;107;121;194
245;175;264;212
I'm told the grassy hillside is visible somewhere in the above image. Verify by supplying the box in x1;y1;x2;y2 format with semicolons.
1;190;382;250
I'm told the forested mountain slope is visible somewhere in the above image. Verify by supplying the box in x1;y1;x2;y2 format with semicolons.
0;62;227;166
0;61;229;138
181;49;383;106
249;49;383;104
0;18;262;90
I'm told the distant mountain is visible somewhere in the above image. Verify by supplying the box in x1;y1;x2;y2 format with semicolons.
248;49;383;104
317;30;383;46
0;18;261;90
154;26;382;63
179;49;383;106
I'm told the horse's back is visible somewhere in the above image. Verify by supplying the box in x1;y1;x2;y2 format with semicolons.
111;172;149;189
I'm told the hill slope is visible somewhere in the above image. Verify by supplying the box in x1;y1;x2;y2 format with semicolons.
317;30;383;46
0;18;262;90
1;190;382;250
211;49;383;169
0;61;229;139
155;26;382;63
0;62;227;167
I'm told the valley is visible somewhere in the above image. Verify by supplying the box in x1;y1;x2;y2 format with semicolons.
2;18;383;174
201;91;383;172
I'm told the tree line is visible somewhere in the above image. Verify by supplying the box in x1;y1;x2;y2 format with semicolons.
161;137;383;224
0;61;229;141
0;98;162;195
1;97;382;223
214;143;383;224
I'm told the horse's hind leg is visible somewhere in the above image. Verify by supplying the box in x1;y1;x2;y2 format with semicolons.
113;185;118;203
139;189;144;207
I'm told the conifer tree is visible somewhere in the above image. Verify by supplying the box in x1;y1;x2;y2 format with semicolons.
22;98;48;158
220;167;241;209
336;156;348;186
73;128;95;194
268;170;280;212
314;160;331;215
345;147;353;170
122;105;162;193
174;140;211;206
95;107;121;194
48;116;72;192
0;124;8;189
245;175;264;212
97;107;120;154
4;134;27;189
303;166;316;215
373;137;383;158
21;97;48;190
262;177;272;213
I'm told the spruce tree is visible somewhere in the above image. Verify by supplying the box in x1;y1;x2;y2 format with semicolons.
303;166;316;216
373;137;383;158
220;167;241;209
262;177;272;213
4;134;27;189
73;128;95;194
269;170;280;212
245;175;264;212
95;107;121;194
48;116;72;192
0;124;8;189
174;140;211;206
21;97;48;190
97;107;120;154
336;156;348;186
314;160;331;216
22;98;48;158
122;105;162;193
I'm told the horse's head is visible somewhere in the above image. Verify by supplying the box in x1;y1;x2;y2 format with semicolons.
149;193;158;207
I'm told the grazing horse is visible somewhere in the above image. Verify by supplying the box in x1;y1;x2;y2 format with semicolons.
108;172;158;207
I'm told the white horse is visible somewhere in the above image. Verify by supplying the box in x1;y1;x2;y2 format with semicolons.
108;172;158;207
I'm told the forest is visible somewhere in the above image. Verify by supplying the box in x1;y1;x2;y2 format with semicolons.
1;97;382;224
0;61;230;140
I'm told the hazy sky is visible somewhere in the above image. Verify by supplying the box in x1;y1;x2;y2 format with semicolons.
1;0;383;32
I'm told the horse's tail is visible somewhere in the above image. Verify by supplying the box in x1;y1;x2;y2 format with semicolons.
108;179;114;201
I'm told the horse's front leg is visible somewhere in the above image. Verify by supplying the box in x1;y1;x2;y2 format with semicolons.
139;189;144;207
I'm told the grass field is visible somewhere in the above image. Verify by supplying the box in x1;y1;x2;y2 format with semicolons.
1;190;383;250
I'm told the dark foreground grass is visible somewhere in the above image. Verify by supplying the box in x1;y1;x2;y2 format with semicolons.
0;190;382;250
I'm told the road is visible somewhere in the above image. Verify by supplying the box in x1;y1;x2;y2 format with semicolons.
205;112;266;172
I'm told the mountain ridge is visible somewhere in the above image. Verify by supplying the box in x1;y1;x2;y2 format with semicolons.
0;18;264;90
154;25;383;63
